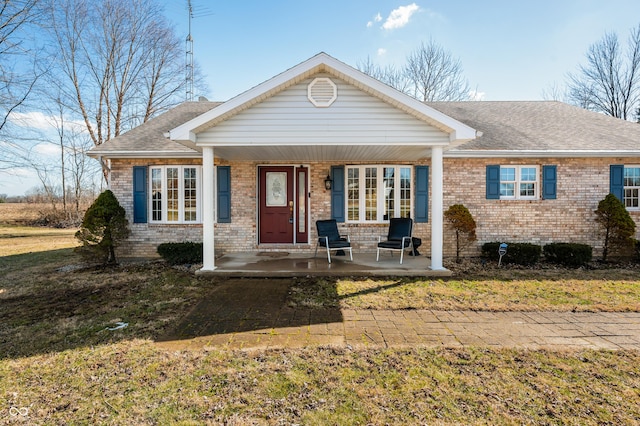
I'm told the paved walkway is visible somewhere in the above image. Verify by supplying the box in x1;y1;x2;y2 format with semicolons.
156;279;640;351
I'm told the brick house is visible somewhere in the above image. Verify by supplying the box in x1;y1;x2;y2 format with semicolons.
90;53;640;271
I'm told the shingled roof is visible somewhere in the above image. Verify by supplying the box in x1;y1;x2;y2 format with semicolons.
89;101;220;158
91;99;640;159
429;101;640;156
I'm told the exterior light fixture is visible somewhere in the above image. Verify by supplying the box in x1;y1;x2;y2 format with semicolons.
324;174;332;190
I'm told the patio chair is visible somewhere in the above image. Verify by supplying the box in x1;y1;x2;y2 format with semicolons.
376;217;413;264
315;219;353;264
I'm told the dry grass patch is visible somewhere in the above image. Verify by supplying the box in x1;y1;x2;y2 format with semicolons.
2;342;640;424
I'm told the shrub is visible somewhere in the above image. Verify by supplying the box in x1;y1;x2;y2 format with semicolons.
444;204;477;263
543;243;593;267
157;242;203;265
594;193;636;261
75;190;129;264
482;242;541;266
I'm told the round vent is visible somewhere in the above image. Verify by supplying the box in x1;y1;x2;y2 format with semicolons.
307;77;337;107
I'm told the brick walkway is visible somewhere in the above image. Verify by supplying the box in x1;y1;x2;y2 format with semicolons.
157;279;640;351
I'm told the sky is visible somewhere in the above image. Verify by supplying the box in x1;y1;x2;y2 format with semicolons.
2;0;639;196
161;0;640;102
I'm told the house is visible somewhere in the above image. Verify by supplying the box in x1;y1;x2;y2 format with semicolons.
89;52;640;272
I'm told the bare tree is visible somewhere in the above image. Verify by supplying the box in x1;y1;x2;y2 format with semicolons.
359;40;472;101
567;25;640;120
44;0;186;182
405;40;472;102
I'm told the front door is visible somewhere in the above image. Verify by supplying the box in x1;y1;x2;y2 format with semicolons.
259;166;294;243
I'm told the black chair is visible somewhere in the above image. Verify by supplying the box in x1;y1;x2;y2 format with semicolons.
376;218;413;264
315;219;353;264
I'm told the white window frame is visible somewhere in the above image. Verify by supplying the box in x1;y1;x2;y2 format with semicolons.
148;165;202;224
624;165;640;210
499;165;539;200
346;165;412;223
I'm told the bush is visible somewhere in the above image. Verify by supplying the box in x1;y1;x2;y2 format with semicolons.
75;190;129;264
157;242;203;265
594;193;636;261
543;243;593;267
482;242;541;266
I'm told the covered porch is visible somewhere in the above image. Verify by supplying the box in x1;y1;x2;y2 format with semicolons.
197;251;452;278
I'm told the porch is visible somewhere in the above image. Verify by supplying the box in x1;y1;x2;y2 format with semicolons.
196;251;452;278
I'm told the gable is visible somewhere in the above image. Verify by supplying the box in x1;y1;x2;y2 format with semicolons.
196;74;451;161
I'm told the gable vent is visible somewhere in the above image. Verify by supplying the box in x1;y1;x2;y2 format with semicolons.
307;77;337;107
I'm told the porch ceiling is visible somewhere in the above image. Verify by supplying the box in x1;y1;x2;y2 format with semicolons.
211;144;435;162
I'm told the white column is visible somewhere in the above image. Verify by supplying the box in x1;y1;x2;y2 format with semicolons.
431;146;445;270
200;146;216;271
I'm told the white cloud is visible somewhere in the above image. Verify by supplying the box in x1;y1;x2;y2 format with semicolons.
377;48;387;56
367;12;382;28
469;90;486;101
382;3;420;30
10;111;87;133
33;142;62;157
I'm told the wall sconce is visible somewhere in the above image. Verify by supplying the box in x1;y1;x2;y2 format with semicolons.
324;174;332;190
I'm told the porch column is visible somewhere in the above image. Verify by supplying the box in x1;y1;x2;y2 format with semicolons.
431;145;445;270
201;146;216;271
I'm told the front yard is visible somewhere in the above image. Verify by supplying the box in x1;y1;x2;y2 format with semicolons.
1;209;640;424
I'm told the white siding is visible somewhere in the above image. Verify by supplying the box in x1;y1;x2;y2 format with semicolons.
198;74;449;148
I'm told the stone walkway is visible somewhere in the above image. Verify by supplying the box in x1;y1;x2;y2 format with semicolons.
156;279;640;351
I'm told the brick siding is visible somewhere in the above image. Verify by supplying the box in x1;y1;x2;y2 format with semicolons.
109;157;640;259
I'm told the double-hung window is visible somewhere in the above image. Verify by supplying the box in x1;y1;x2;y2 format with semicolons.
149;166;201;223
347;165;411;222
624;166;640;209
499;165;538;200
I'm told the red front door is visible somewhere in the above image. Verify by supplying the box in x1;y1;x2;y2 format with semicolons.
259;166;294;243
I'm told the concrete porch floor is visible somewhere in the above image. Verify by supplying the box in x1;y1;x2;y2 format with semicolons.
196;251;452;278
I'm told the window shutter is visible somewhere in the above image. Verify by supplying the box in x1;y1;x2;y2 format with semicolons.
217;166;231;223
542;165;557;199
414;165;429;223
132;166;147;223
331;165;345;222
486;165;500;199
610;164;624;202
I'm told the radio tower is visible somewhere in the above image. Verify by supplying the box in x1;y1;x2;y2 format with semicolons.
185;0;194;101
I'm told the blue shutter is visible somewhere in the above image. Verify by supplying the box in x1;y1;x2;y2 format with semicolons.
542;165;557;199
414;166;429;223
331;165;345;222
486;165;500;199
132;166;147;223
217;166;231;223
610;164;624;202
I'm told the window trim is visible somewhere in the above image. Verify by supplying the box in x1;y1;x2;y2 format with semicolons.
345;164;412;223
499;165;539;200
148;165;202;224
624;165;640;210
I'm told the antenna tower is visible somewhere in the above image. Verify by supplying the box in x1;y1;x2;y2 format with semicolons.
185;0;194;101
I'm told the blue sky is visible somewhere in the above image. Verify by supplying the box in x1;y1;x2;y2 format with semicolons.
2;1;639;196
162;0;640;101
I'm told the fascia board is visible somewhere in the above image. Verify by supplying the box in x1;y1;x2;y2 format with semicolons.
87;150;202;159
444;149;640;158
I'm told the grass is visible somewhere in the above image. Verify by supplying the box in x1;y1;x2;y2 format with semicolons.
289;267;640;312
2;212;640;424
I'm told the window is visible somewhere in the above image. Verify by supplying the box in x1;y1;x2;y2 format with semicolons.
624;166;640;209
149;166;201;223
499;166;538;200
346;165;411;222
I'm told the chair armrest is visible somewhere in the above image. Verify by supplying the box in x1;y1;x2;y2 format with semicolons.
340;234;350;242
318;236;329;245
401;236;412;247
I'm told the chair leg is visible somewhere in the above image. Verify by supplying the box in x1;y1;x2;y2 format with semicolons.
326;246;332;264
376;247;380;261
400;248;404;264
348;247;353;261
